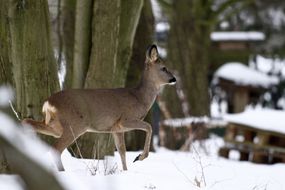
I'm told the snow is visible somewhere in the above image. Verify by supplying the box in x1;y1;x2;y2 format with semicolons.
252;55;285;77
155;22;170;32
223;108;285;135
211;31;265;41
1;110;285;190
157;46;167;58
211;99;228;118
215;62;279;88
0;113;59;171
0;175;24;190
162;116;209;127
268;8;285;29
0;86;14;107
150;0;163;21
1;132;285;189
54;137;285;190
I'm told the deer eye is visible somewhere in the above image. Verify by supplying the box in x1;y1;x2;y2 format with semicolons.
161;67;167;72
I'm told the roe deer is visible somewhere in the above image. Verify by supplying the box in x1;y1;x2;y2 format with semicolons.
22;44;176;171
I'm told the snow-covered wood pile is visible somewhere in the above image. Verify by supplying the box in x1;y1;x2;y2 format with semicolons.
159;117;223;150
223;109;285;135
220;109;285;164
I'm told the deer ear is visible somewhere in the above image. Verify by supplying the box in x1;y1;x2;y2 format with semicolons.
146;44;159;62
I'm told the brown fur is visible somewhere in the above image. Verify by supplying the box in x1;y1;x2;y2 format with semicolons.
22;45;176;171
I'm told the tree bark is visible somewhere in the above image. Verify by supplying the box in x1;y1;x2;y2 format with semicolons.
62;0;76;89
114;0;144;86
8;0;60;142
0;1;13;86
166;0;211;117
74;0;144;158
72;0;93;88
125;0;155;151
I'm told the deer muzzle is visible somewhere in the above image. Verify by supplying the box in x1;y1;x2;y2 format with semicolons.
169;77;176;85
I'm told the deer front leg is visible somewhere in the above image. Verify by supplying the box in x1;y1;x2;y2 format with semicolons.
122;120;152;162
112;132;127;170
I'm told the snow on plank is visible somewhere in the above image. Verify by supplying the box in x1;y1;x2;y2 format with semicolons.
223;109;285;135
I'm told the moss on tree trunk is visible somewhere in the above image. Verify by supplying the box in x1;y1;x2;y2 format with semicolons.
0;1;13;86
74;0;143;158
72;0;93;88
8;0;60;143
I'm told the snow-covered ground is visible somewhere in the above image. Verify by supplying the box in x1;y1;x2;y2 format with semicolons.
57;137;285;190
1;134;285;190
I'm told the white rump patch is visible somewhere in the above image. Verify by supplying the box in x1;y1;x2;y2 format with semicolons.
42;101;57;125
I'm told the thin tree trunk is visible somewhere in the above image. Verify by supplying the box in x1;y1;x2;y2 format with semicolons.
72;0;93;88
125;0;154;151
114;0;144;86
62;0;76;89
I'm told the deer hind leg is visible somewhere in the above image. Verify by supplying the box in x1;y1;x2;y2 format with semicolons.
53;124;86;171
122;120;152;162
53;133;74;171
112;132;127;170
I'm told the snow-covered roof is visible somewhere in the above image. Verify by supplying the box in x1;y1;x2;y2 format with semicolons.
224;109;285;135
211;31;265;41
215;62;279;88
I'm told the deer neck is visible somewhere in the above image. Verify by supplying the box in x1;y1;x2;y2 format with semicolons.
134;70;160;111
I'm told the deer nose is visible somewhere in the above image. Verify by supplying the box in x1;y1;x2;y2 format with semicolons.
169;77;176;84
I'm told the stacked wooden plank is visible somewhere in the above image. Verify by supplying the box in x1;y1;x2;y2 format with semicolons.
219;109;285;164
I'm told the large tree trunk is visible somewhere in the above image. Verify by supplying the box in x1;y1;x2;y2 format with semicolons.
74;0;143;159
125;0;154;151
0;1;13;86
8;0;60;141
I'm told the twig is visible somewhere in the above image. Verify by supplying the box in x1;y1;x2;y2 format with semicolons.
68;125;97;175
68;125;83;159
172;159;196;186
9;100;21;121
192;144;207;187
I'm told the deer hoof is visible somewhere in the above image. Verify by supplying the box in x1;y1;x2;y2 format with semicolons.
133;154;141;162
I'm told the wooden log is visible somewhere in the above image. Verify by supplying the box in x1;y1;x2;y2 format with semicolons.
238;128;254;160
224;124;237;142
219;147;230;158
159;122;208;150
252;132;270;163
